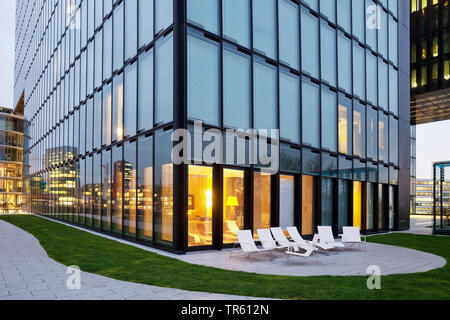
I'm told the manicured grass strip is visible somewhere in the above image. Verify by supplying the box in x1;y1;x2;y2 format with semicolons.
0;215;449;300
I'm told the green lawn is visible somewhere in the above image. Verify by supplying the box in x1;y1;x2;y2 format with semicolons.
1;215;449;300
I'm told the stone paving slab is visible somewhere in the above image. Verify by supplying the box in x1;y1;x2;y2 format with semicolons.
0;220;268;301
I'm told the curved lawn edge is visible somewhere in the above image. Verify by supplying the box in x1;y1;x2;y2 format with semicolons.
0;215;449;300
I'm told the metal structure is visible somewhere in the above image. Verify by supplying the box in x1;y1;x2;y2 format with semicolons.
433;161;450;235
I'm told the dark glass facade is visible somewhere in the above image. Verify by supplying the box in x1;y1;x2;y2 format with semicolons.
410;0;450;125
15;0;410;253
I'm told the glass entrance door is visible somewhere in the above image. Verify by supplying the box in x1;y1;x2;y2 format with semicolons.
302;175;316;236
188;166;213;247
223;169;245;244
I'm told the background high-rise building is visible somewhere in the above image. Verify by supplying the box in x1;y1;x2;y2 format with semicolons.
14;0;410;253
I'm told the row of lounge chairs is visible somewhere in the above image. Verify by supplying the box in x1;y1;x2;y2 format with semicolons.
232;226;366;261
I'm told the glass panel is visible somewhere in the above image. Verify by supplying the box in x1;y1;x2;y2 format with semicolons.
223;46;251;129
390;117;398;165
85;157;93;226
223;169;245;244
154;129;173;245
253;0;276;59
337;0;351;32
367;107;378;160
353;101;366;158
103;17;112;81
137;135;153;241
113;2;124;71
93;154;102;229
280;71;300;143
321;178;333;227
124;141;137;237
253;172;271;237
112;145;123;234
280;175;295;228
155;33;173;124
352;0;365;41
102;83;112;146
320;21;336;86
378;59;388;110
155;0;173;32
303;0;318;11
223;0;250;48
138;0;153;48
254;59;277;131
338;95;352;155
187;0;219;34
389;66;398;115
279;0;299;70
187;33;220;126
86;98;93;153
338;32;352;93
366;0;377;50
321;86;337;152
338;180;349;233
124;62;137;137
112;73;124;142
301;9;319;78
125;0;138;61
138;48;154;131
303;149;320;176
366;52;378;105
94;92;102;150
389;16;398;65
302;78;320;148
101;149;111;231
188;166;213;247
320;0;336;23
353;181;362;229
377;8;388;58
379;111;388;162
366;183;374;230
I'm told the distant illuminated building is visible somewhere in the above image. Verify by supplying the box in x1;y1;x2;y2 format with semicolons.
0;106;29;214
416;178;450;215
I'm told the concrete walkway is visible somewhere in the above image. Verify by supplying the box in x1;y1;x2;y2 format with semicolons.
0;220;267;300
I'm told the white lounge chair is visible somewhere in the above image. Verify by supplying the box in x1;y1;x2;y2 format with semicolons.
339;227;367;250
317;226;346;249
231;230;273;260
257;229;290;253
286;227;330;253
270;227;301;252
285;246;317;263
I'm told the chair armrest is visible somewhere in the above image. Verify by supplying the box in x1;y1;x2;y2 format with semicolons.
362;236;367;242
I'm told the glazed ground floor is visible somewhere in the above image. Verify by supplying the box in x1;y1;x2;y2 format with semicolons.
32;161;402;253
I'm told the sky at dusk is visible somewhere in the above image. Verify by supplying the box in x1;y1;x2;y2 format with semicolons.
0;0;448;179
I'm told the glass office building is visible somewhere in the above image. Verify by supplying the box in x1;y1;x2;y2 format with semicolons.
15;0;410;253
0;106;29;214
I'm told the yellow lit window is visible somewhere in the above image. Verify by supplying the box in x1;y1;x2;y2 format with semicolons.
444;60;450;80
338;104;348;154
188;166;213;247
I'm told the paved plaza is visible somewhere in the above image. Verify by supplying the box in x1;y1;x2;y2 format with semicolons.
0;220;266;300
0;216;446;300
